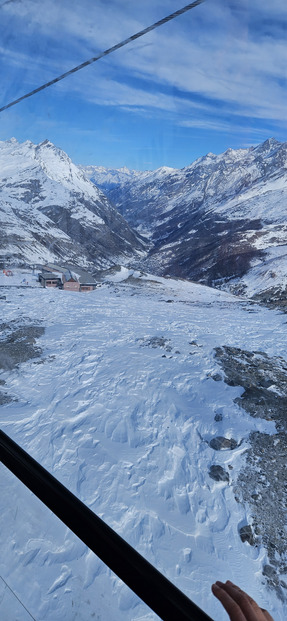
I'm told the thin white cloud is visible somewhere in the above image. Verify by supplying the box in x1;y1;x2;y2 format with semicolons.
52;70;218;123
107;19;287;124
1;0;287;132
180;118;279;138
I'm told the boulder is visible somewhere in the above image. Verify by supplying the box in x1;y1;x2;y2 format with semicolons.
209;436;238;451
208;465;229;482
239;524;255;546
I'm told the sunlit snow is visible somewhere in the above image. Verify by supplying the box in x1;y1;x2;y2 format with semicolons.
0;270;286;620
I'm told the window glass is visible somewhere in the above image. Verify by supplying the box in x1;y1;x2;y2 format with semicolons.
1;2;286;621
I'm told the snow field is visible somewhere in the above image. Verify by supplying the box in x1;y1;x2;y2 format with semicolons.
0;276;286;620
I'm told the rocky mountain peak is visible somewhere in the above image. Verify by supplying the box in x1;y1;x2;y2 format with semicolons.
38;139;54;148
0;138;147;268
253;137;281;155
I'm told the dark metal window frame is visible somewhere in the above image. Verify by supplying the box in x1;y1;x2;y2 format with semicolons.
0;429;213;621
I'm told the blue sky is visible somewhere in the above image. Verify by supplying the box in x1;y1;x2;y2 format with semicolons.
1;0;287;170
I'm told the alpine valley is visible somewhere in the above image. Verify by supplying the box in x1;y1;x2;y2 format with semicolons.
1;136;287;309
84;137;287;310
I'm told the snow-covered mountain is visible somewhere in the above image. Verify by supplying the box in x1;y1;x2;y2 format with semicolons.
2;136;287;307
0;138;146;268
83;139;287;304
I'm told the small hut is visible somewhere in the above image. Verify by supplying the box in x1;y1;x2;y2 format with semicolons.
39;272;62;288
62;269;80;291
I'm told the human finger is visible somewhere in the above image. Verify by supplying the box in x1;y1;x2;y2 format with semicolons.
260;609;274;621
221;582;274;621
212;582;246;621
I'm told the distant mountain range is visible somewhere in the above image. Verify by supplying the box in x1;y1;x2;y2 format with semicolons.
1;137;287;307
83;138;287;306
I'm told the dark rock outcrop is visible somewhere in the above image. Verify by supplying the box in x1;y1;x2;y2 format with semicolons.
215;344;287;600
239;524;256;546
209;436;238;451
208;465;230;482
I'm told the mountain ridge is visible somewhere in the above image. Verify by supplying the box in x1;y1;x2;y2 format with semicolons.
82;137;287;304
0;138;146;269
1;136;287;308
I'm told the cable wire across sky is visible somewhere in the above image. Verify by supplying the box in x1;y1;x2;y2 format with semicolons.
0;0;205;114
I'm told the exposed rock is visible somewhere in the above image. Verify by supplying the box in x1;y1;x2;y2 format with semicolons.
208;465;229;482
0;321;45;407
239;524;256;546
137;336;172;351
211;373;222;382
263;565;278;579
209;436;238;451
252;288;287;314
262;565;287;601
0;392;15;405
0;322;45;370
235;431;287;595
215;345;287;600
214;345;287;432
214;413;223;422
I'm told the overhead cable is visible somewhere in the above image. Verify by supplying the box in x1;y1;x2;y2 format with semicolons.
0;575;36;621
0;0;205;113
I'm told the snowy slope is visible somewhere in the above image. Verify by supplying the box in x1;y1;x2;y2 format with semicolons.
0;272;286;620
81;165;144;192
0;139;146;268
84;139;287;297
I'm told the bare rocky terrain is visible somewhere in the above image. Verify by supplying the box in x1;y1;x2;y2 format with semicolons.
214;345;287;600
0;319;45;404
